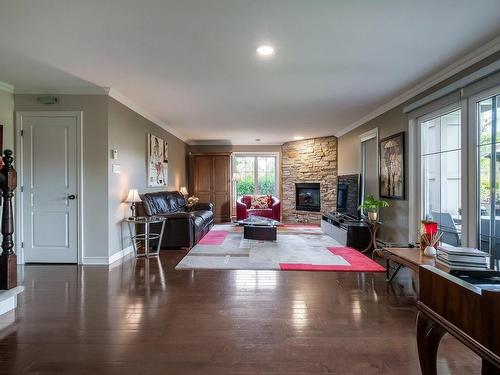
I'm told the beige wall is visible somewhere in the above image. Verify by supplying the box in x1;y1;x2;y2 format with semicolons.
107;98;187;256
14;94;109;261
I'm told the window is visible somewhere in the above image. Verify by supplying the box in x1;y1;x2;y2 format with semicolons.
419;108;462;246
234;155;278;198
476;93;500;268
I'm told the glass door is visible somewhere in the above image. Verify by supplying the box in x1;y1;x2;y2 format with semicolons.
476;93;500;269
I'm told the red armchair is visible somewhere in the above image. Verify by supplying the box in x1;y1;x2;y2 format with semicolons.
236;195;281;221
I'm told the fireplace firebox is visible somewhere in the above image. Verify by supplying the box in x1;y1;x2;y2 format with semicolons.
295;183;320;212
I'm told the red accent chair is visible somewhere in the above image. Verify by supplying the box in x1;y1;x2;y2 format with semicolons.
236;195;281;221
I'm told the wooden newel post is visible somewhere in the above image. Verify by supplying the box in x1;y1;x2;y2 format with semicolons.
0;150;17;290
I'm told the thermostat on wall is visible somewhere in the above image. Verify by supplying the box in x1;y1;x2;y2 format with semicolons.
112;164;121;174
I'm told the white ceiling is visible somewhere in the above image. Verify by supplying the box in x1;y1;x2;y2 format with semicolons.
0;0;500;144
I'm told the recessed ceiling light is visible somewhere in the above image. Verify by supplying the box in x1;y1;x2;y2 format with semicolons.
256;45;274;57
294;136;305;140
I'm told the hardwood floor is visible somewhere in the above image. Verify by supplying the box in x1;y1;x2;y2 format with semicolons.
0;252;480;374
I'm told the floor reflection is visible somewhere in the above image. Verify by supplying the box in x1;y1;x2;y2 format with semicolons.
232;270;278;290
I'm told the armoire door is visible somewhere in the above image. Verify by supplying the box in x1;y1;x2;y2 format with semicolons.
212;155;230;221
193;155;212;204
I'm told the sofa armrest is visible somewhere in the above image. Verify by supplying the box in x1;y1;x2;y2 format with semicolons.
236;198;248;220
271;197;281;221
187;202;213;212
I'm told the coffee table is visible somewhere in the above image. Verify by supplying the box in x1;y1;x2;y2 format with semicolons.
236;216;280;241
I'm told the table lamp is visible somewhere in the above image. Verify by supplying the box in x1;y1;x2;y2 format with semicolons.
125;189;141;218
179;186;188;197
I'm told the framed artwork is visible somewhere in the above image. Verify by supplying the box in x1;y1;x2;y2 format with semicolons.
379;132;405;200
148;133;168;187
163;142;169;163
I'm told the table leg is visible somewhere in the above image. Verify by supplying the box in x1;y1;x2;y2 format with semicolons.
416;311;446;375
386;258;390;280
388;264;403;282
144;222;150;257
156;220;166;255
127;222;137;257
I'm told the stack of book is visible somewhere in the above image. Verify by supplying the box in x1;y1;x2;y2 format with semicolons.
436;245;489;270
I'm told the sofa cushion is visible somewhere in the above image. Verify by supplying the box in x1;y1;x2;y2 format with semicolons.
248;208;273;218
251;195;272;209
192;215;206;230
141;191;186;215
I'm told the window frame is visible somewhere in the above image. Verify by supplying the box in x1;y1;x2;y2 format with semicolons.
232;152;281;203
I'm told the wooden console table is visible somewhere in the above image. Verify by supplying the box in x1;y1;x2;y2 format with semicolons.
373;247;447;282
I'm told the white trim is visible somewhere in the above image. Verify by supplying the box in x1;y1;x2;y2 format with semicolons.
14;86;109;95
107;88;187;142
359;128;379;205
108;245;134;265
336;36;500;137
15;111;84;265
0;81;14;94
359;128;378;143
81;257;109;265
0;286;24;316
467;85;500;248
187;140;284;146
408;119;418;243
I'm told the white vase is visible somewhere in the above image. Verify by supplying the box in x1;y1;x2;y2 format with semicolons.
424;245;437;257
368;211;378;222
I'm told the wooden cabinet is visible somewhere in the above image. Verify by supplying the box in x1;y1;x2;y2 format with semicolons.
190;153;231;222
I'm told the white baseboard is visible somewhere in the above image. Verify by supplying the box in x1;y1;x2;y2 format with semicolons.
82;246;134;265
0;286;24;316
109;245;134;265
81;256;110;265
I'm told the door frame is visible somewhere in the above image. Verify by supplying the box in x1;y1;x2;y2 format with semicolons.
15;111;84;264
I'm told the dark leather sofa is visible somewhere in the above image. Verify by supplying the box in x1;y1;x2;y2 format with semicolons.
136;191;214;249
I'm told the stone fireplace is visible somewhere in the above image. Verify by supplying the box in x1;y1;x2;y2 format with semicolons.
281;136;337;224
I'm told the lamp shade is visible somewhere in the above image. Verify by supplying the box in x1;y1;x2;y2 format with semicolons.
179;186;188;195
125;189;141;203
232;172;241;182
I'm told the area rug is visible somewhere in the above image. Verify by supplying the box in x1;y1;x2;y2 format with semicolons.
175;225;385;273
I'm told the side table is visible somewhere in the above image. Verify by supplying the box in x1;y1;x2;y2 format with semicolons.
361;220;381;253
123;216;167;257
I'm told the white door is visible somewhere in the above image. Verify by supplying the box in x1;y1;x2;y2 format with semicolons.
22;114;79;263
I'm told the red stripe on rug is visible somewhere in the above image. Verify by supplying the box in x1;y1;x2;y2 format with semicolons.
198;230;229;245
279;247;385;272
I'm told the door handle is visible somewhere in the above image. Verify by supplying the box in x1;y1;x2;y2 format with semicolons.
67;194;76;200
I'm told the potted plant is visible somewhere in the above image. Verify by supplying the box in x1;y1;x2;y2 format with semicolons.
358;195;389;222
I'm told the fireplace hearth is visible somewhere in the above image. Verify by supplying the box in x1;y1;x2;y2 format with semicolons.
296;183;320;212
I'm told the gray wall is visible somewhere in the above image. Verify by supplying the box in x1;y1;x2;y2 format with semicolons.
0;90;14;151
108;98;188;256
14;94;109;261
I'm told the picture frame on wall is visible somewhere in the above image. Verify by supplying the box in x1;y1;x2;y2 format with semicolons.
163;141;168;163
379;131;405;200
147;133;168;187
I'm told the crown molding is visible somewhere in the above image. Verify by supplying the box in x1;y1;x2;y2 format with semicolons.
14;86;109;95
107;88;187;142
11;85;187;142
335;35;500;137
0;81;14;94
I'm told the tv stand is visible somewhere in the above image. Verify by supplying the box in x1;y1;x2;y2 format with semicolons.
321;212;371;251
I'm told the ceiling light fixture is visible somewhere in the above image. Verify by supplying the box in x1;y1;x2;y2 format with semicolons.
294;136;305;140
256;45;275;57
